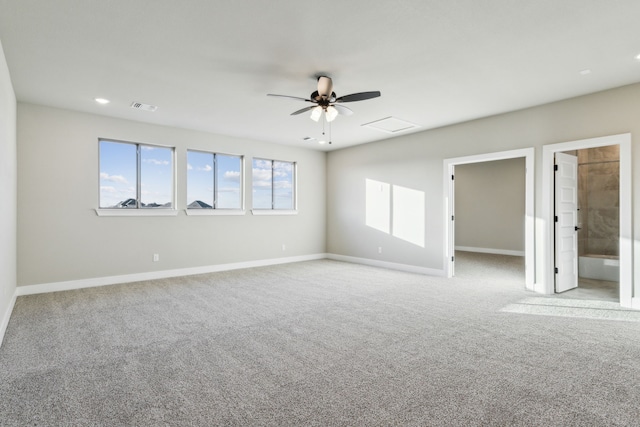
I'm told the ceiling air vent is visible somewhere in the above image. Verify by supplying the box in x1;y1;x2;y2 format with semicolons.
130;101;158;112
362;116;420;134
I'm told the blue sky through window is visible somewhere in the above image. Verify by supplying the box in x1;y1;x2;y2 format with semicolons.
99;140;173;208
252;159;294;209
187;151;242;208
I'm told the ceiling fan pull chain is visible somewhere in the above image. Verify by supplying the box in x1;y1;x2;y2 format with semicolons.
329;120;332;144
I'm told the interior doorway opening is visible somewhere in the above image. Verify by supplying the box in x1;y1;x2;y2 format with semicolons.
453;158;526;284
542;133;631;308
555;146;620;302
444;148;535;290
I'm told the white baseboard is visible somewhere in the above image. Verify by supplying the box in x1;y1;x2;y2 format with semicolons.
0;290;17;348
16;253;328;296
455;246;525;257
632;298;640;310
327;253;445;277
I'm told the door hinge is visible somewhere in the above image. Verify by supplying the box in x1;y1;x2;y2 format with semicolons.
554;267;558;274
451;215;454;221
451;174;454;180
554;215;558;222
451;256;455;262
554;164;558;171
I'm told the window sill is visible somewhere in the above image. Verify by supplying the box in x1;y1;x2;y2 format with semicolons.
95;209;179;217
185;209;246;216
251;209;298;216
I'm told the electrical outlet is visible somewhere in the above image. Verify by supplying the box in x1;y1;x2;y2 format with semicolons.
153;254;159;262
378;247;382;254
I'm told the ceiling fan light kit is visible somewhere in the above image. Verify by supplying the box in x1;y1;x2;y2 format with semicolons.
267;76;381;125
310;105;323;122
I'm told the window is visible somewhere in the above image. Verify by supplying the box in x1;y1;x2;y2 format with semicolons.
252;158;296;211
99;139;174;209
187;150;243;210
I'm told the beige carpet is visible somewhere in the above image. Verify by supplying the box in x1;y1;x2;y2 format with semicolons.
1;254;639;426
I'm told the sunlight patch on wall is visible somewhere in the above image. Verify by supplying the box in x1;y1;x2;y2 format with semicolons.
392;185;425;247
365;179;425;248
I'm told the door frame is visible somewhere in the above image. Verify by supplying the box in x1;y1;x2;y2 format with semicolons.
443;147;535;289
541;133;632;307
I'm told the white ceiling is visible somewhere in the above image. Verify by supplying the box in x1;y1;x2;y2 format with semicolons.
2;0;640;151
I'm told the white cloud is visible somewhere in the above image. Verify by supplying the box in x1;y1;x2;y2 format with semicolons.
100;173;128;184
143;158;170;166
274;180;292;189
224;170;241;181
197;164;213;172
100;186;117;193
254;159;272;169
187;163;193;170
274;162;293;173
252;168;271;181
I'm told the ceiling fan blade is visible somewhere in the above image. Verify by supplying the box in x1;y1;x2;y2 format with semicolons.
335;91;381;103
290;105;317;116
332;104;353;116
267;94;315;103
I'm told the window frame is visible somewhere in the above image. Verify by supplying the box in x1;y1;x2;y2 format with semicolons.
251;157;298;215
96;138;177;217
185;149;245;216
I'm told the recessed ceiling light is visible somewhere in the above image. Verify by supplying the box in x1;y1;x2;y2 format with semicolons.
318;140;327;145
579;69;592;76
94;98;110;104
635;53;640;60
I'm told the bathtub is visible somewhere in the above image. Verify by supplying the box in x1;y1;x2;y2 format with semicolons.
578;254;619;282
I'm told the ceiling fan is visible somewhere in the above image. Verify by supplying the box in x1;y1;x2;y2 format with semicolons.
267;76;381;122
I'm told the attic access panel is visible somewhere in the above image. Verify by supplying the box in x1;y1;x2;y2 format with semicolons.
362;117;420;134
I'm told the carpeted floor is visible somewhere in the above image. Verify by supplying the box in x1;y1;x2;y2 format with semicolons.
1;253;640;426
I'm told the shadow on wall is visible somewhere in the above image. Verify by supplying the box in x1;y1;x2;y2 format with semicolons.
365;178;425;248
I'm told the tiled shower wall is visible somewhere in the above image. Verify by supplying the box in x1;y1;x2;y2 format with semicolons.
577;145;619;257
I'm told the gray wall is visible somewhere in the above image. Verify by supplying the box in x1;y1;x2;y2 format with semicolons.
0;40;17;332
327;82;640;297
17;103;327;287
454;158;525;253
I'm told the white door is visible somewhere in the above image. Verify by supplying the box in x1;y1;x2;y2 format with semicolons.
554;152;579;293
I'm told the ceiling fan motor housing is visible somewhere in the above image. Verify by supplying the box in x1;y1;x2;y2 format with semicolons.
317;76;333;98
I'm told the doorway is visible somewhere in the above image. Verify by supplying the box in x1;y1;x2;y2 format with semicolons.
443;148;535;289
542;134;631;308
555;146;620;302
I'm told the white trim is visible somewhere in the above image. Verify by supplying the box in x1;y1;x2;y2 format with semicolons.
541;133;632;308
455;246;525;257
327;253;445;276
251;209;298;216
185;209;246;216
0;291;17;348
444;147;535;290
16;254;327;296
96;209;179;217
632;298;640;310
